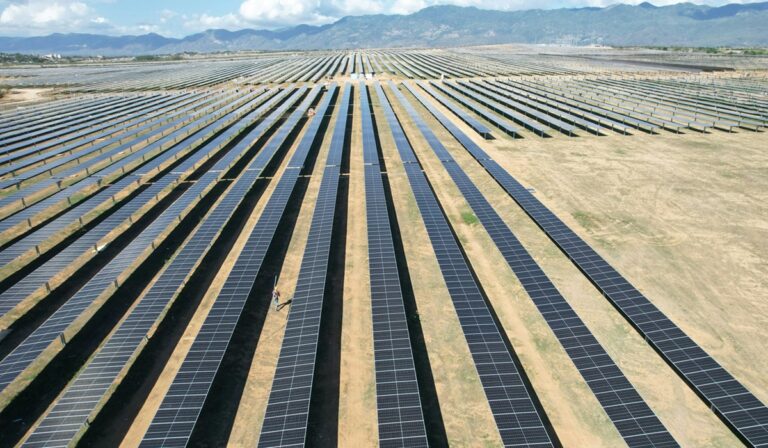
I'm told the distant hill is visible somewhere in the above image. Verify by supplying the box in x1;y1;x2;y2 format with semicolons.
1;2;767;56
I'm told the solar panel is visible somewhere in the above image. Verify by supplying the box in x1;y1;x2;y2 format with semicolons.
0;95;139;139
455;81;578;136
0;94;161;150
448;98;768;447
395;80;678;448
140;85;328;448
258;84;348;445
495;80;632;135
21;86;335;448
0;96;118;134
359;82;429;448
374;81;555;448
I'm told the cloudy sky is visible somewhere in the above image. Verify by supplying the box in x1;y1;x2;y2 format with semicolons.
0;0;761;37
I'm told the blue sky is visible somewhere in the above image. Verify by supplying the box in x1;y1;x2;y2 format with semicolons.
0;0;762;37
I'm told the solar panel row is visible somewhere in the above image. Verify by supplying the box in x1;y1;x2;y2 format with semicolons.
429;81;525;137
21;86;316;448
444;100;768;447
455;81;577;136
258;83;348;447
507;80;659;133
0;94;139;141
374;81;555;448
475;81;606;136
493;80;632;135
359;82;429;448
139;85;327;448
398;80;679;448
0;96;118;133
0;94;156;143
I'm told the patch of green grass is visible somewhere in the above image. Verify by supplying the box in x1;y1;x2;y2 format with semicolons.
572;210;599;231
461;210;478;225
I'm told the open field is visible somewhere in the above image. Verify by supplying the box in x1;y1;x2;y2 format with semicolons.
0;45;766;447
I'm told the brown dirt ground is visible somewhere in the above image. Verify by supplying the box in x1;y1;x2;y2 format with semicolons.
229;93;336;446
399;81;766;446
0;88;57;106
336;86;378;447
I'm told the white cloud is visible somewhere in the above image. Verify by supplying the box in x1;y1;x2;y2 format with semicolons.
239;0;335;27
1;0;89;24
184;12;247;30
0;0;105;34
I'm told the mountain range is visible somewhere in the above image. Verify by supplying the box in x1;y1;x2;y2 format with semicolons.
1;2;767;56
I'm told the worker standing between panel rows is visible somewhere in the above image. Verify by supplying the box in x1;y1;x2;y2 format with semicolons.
272;286;280;311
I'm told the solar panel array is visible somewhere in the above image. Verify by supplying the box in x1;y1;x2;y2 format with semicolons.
257;82;348;447
374;81;556;448
0;95;132;143
0;92;204;181
360;83;429;448
19;87;311;448
398;81;680;448
0;93;214;206
429;81;526;137
449;81;564;136
442;96;768;447
0;90;273;392
0;95;165;154
0;90;272;267
415;81;492;139
473;81;605;136
0;90;247;231
139;85;328;447
0;92;211;190
0;90;277;318
1;52;766;448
